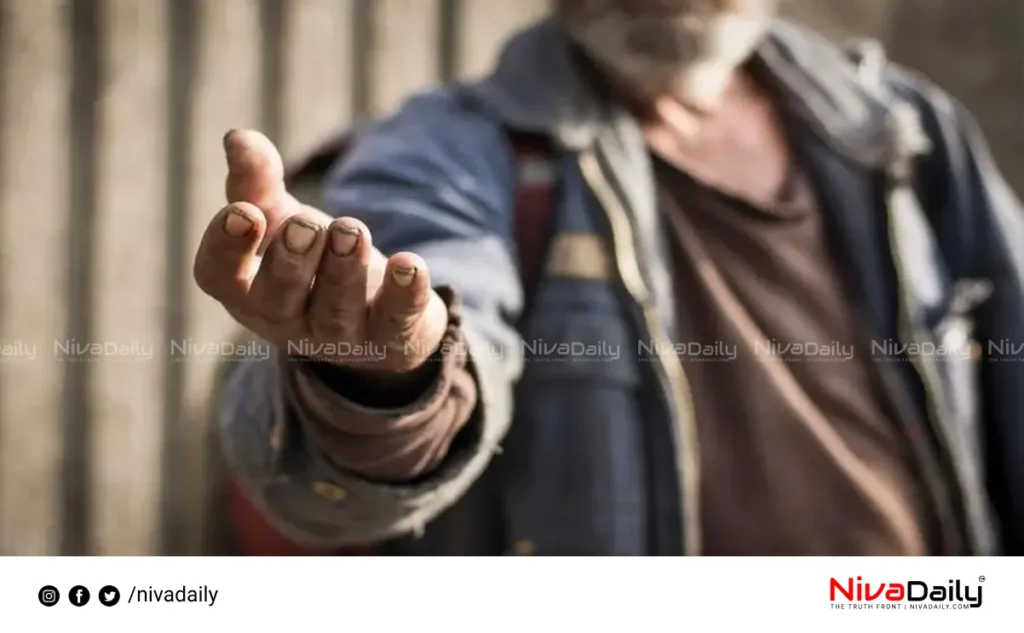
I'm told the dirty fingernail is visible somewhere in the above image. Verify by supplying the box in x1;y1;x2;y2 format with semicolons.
330;225;360;256
392;266;416;287
224;208;254;237
284;220;319;253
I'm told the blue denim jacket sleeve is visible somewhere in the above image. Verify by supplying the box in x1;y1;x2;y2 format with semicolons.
894;70;1024;554
219;88;525;547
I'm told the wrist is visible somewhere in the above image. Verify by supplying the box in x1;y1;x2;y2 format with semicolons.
292;285;463;408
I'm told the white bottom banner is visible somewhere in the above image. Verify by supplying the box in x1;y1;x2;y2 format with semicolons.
1;556;1013;631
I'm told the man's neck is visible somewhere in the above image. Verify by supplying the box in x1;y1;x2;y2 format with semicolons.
637;66;793;208
645;68;761;142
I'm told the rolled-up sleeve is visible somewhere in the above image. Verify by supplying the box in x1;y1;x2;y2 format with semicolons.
286;287;478;483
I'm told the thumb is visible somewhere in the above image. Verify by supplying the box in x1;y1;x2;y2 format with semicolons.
223;128;302;238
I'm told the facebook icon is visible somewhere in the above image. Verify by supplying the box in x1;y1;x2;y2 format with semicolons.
69;585;90;607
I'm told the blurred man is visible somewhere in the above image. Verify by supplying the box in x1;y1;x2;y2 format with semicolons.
196;0;1024;555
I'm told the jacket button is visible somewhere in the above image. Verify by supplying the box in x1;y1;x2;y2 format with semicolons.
513;539;536;555
268;422;283;452
968;341;982;361
312;481;346;502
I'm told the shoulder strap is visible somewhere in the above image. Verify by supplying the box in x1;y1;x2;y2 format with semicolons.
506;132;558;312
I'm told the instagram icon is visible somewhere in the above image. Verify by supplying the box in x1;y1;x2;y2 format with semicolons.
38;585;60;607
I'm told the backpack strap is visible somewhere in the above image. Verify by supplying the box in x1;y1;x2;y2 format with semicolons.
506;132;558;318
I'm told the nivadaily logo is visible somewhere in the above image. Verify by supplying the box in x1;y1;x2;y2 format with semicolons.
830;575;984;610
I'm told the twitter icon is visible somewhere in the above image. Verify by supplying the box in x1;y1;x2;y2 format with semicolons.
98;585;120;607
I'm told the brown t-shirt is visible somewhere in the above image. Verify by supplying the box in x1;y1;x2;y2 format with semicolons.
652;154;946;555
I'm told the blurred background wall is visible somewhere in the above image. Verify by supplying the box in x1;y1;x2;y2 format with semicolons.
0;0;1019;555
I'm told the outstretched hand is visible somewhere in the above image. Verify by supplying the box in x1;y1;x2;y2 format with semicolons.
193;129;448;373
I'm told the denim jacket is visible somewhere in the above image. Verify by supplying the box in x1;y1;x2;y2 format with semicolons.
220;19;1024;555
